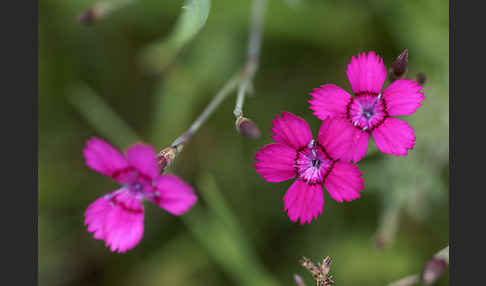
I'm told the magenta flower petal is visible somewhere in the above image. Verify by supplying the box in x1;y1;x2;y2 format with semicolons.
284;180;324;225
317;117;369;163
372;117;416;156
270;111;313;149
125;143;159;180
324;162;364;202
85;190;115;240
309;84;351;121
254;143;298;182
85;190;144;253
152;174;198;215
382;79;425;116
83;137;130;181
346;51;387;95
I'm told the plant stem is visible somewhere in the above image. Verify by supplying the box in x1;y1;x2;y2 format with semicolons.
387;275;420;286
375;197;403;249
170;73;240;148
160;0;268;169
233;0;267;118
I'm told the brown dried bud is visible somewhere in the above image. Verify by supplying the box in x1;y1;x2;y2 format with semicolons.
157;146;181;172
374;234;388;250
299;257;315;270
235;116;261;139
323;275;334;286
300;256;333;283
78;7;99;25
421;258;447;285
392;49;408;78
320;256;332;275
416;72;426;86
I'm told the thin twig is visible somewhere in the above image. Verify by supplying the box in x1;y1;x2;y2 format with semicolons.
170;73;240;148
387;275;420;286
375;198;403;249
157;72;240;171
233;0;267;118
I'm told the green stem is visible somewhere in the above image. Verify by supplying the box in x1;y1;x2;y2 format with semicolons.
233;0;267;118
170;73;240;148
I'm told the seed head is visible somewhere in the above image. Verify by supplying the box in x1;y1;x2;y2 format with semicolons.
320;256;332;275
299;256;334;285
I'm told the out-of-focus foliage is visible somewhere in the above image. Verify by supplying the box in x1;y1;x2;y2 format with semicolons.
39;0;448;285
139;0;211;73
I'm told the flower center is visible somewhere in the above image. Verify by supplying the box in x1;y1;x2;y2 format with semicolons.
348;94;386;131
124;171;155;197
362;108;374;120
295;143;333;185
132;182;144;192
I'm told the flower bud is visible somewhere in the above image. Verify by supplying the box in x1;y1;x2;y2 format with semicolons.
78;7;99;25
236;116;261;139
157;146;181;172
416;72;426;86
294;274;306;286
391;49;408;78
421;258;447;285
320;256;332;275
374;233;390;250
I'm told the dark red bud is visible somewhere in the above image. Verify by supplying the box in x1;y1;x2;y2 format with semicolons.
416;72;426;86
236;117;261;139
421;258;447;285
78;8;98;25
374;234;389;250
392;49;408;78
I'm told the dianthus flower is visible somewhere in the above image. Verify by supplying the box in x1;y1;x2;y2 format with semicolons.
254;112;364;224
83;137;197;253
309;51;424;162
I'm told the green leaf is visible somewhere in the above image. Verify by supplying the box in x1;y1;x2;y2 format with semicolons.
139;0;211;73
68;83;141;148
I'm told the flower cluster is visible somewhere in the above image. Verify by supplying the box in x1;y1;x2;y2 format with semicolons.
82;51;424;253
255;51;424;224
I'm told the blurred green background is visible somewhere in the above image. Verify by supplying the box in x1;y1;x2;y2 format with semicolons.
39;0;449;285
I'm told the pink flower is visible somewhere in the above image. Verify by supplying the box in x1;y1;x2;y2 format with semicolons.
254;112;365;224
83;137;197;253
309;51;424;162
